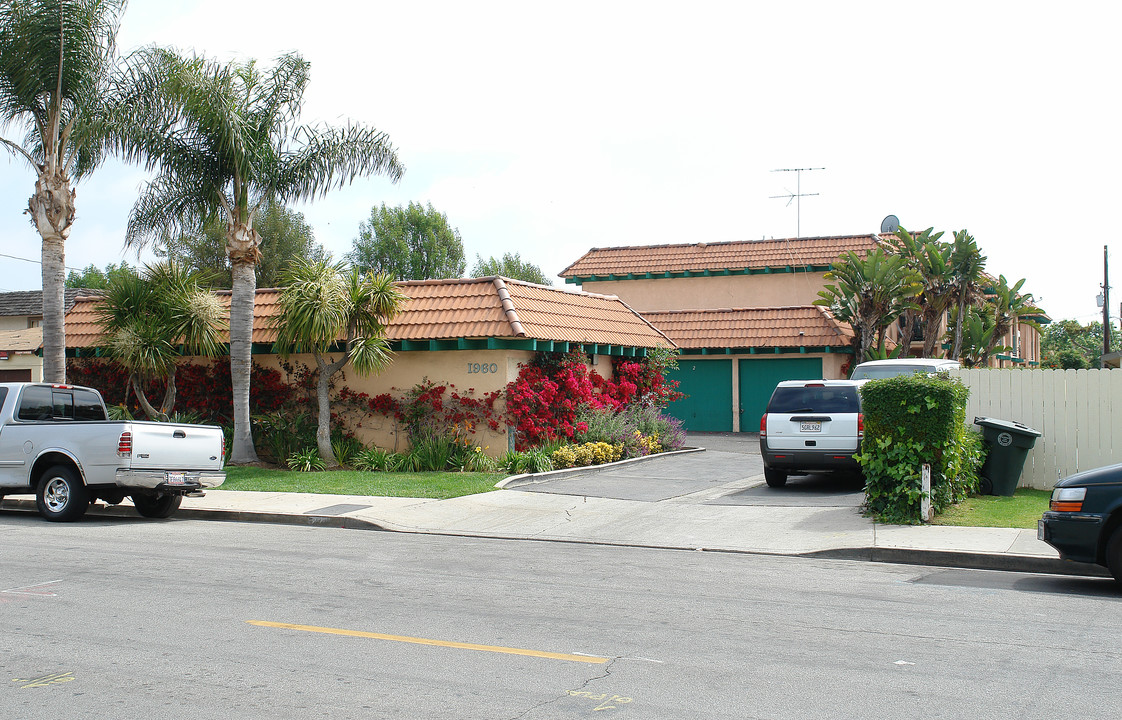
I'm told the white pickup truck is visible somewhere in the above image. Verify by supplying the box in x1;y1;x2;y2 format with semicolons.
0;382;225;522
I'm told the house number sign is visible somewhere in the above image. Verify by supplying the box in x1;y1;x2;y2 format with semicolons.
467;363;500;374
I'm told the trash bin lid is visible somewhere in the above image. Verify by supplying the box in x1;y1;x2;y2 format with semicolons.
973;416;1042;437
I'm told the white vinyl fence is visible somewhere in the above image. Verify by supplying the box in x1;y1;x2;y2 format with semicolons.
952;368;1122;490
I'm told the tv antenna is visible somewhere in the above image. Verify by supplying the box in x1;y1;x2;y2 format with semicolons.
770;167;824;238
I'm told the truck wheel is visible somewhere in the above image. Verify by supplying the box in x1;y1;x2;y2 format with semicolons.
764;467;788;488
132;493;183;519
1106;528;1122;585
36;466;89;522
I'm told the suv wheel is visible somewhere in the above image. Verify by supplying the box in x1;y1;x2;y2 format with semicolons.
764;467;788;488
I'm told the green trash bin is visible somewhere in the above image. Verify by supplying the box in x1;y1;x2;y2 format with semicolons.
974;417;1042;496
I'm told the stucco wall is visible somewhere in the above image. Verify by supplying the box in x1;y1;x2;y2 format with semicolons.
578;272;829;311
250;348;616;457
0;353;40;381
0;316;32;332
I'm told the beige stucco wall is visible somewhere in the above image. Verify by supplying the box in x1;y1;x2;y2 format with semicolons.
250;348;616;457
0;316;32;332
0;352;41;381
578;272;829;311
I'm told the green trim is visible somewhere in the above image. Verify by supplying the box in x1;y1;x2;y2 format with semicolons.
564;264;834;286
68;339;654;360
680;346;854;357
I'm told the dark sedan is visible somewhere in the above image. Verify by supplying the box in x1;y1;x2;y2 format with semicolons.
1039;463;1122;582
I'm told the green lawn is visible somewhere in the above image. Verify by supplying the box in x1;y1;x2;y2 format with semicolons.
932;488;1051;529
217;466;504;499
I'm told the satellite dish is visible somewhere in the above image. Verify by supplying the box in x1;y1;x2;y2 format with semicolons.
880;215;900;233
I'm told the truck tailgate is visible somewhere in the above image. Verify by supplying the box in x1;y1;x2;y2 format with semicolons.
127;422;224;470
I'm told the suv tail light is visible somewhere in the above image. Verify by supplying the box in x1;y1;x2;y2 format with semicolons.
759;414;767;436
117;431;132;457
857;413;864;439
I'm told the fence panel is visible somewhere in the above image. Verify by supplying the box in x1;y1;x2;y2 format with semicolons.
952;368;1119;490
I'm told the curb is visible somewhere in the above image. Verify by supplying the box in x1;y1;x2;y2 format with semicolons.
496;446;706;489
807;546;1111;578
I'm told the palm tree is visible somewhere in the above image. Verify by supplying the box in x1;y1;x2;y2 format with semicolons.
106;48;403;463
815;249;922;364
947;229;987;361
0;0;126;383
271;258;405;467
96;261;226;421
888;226;956;359
985;274;1042;362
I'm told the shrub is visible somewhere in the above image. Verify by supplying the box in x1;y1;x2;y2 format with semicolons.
552;441;624;469
331;436;363;468
501;449;554;474
858;374;983;524
353;447;392;472
287;448;326;472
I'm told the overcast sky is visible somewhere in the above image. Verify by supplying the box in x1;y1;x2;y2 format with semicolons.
2;1;1118;324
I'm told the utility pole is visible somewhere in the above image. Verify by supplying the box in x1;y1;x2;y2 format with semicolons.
770;167;824;238
1103;245;1111;364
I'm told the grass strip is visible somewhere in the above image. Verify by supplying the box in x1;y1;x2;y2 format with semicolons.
933;488;1050;529
217;465;503;499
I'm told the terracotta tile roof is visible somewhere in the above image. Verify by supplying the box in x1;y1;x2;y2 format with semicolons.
640;306;855;350
0;326;43;352
64;277;674;350
560;234;884;279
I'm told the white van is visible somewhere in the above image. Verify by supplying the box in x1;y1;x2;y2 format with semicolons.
849;358;960;381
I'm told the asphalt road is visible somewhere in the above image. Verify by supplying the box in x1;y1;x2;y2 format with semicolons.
2;515;1120;719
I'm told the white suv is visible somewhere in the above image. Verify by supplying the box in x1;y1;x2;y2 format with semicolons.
849;358;960;381
758;380;863;488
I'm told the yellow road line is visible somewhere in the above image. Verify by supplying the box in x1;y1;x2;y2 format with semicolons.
247;620;609;664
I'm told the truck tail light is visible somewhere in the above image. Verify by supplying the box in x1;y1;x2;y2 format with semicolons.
1050;487;1086;512
221;435;226;463
117;431;132;457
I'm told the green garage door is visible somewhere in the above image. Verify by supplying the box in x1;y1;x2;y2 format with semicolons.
737;357;823;432
665;359;733;432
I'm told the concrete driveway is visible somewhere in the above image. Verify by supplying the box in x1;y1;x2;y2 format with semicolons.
510;432;865;509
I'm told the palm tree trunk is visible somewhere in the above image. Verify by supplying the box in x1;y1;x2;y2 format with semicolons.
229;260;259;463
951;292;968;361
131;374;167;422
29;172;75;384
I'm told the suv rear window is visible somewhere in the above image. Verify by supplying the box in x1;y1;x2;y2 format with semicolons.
767;385;861;414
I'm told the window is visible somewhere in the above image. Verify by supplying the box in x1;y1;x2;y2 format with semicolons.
15;386;105;421
17;385;54;420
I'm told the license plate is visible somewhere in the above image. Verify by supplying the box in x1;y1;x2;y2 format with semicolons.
165;472;187;486
800;421;822;432
1037;519;1045;541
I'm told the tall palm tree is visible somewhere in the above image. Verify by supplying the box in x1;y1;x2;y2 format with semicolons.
271;258;405;467
985;274;1042;362
815;249;922;364
947;230;987;361
106;48;403;463
0;0;126;383
889;226;956;359
96;261;226;420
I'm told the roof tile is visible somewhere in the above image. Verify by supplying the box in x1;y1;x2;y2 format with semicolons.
640;306;854;349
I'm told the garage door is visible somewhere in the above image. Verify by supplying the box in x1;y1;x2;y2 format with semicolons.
737;357;823;432
665;359;733;432
0;368;32;382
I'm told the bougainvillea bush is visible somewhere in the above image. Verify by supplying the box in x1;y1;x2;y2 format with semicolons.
505;349;684;452
67;358;292;425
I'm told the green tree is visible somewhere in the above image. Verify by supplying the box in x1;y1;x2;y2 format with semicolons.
156;201;328;289
0;0;126;383
947;229;987;361
953;305;1007;368
471;252;552;285
985;274;1042;362
95;261;226;421
107;48;403;463
1041;320;1121;368
271;258;405;467
888;226;955;359
814;249;921;363
66;260;138;289
349;202;465;280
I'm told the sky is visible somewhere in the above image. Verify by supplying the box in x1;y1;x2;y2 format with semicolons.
1;1;1119;324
